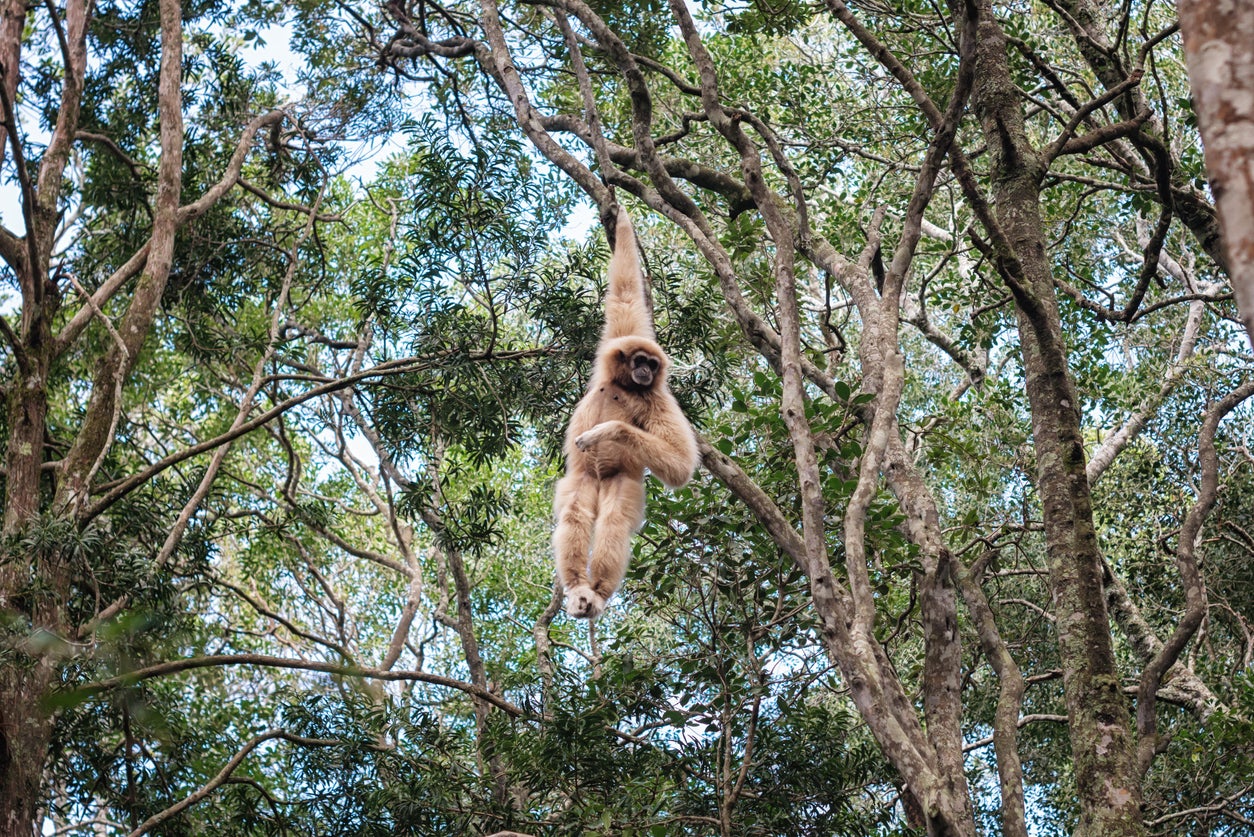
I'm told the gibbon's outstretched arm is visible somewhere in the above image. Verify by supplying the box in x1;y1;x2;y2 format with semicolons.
553;208;699;620
601;210;653;342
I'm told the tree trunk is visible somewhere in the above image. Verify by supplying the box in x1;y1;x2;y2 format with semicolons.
0;351;56;837
1178;0;1254;350
969;6;1145;835
0;670;50;837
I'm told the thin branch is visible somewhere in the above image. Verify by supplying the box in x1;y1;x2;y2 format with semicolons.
76;129;147;179
83;349;553;521
124;730;338;837
1043;69;1145;163
1055;108;1151;157
238;177;341;220
77;653;526;717
63;271;129;493
1136;379;1254;772
552;8;617;189
154;181;326;567
962;714;1069;751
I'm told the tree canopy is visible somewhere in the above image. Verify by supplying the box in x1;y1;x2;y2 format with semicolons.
0;1;1252;835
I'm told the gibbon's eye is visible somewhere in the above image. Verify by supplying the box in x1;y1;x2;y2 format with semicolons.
633;353;659;371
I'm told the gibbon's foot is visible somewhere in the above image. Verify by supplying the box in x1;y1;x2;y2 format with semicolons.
564;584;606;619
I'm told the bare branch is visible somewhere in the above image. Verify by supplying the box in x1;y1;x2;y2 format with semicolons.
76;129;147;179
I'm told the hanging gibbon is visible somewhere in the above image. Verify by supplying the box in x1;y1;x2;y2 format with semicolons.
553;208;699;619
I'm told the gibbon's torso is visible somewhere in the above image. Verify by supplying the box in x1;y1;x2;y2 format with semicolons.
565;340;674;481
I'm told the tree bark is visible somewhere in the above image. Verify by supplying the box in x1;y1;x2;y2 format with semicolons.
1178;0;1254;349
0;0;25;186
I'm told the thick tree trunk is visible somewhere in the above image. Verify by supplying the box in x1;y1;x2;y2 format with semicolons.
3;360;50;532
0;571;66;837
0;673;50;837
0;351;56;837
969;7;1145;835
1177;0;1254;350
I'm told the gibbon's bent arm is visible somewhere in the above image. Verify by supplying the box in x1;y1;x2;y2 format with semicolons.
575;414;698;489
601;211;654;342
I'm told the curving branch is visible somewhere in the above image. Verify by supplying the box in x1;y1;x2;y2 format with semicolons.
77;653;526;717
539;113;754;214
83;348;554;522
55;109;289;354
124;730;339;837
1042;69;1145;164
1136;379;1254;772
475;0;610;208
1087;298;1207;485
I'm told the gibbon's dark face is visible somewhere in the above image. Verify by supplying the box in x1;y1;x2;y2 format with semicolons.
628;350;660;388
602;336;667;392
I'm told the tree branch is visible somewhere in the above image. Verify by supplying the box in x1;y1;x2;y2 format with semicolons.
1136;379;1254;772
124;730;339;837
77;653;526;717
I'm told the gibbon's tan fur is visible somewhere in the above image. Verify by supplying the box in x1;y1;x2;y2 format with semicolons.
554;209;699;619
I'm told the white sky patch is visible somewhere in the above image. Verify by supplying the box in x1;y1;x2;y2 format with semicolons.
238;20;303;95
560;200;598;241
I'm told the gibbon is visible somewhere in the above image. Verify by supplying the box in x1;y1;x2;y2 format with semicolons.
553;208;699;619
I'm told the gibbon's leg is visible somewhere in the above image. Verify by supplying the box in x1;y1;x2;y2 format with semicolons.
588;474;647;607
553;472;601;618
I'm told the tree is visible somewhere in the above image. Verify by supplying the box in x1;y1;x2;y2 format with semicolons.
0;1;341;832
1178;0;1254;349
